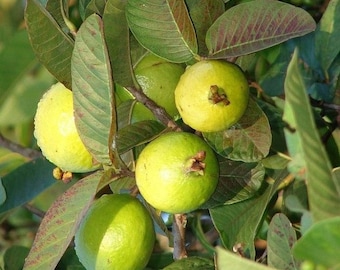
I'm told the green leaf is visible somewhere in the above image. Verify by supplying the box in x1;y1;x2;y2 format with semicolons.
163;256;214;270
0;158;56;214
203;98;272;162
46;0;70;35
85;0;106;18
3;245;30;270
0;30;36;106
0;148;28;177
267;213;300;270
206;0;316;58
185;0;224;56
25;0;74;88
315;0;340;75
293;216;340;268
202;161;265;208
103;0;135;87
72;14;116;166
116;120;166;154
216;246;276;270
23;170;112;269
210;169;287;259
126;0;198;63
283;49;340;222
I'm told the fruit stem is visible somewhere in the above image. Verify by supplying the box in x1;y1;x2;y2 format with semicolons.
185;151;206;176
208;85;230;105
172;213;188;260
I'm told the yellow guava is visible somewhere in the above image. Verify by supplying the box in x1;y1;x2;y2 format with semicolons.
175;60;249;132
74;194;155;270
134;53;185;118
135;131;219;214
34;83;99;173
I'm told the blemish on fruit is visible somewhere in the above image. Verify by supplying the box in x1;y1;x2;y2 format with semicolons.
186;150;206;175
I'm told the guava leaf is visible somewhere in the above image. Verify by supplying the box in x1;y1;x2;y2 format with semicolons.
206;0;316;58
203;98;272;162
0;158;55;214
185;0;225;56
103;0;135;87
126;0;198;63
3;246;30;270
293;216;340;268
85;0;106;18
216;246;276;269
315;0;340;74
210;169;287;259
283;49;340;222
267;213;300;270
23;169;115;269
45;0;70;35
116;120;166;154
0;30;36;106
25;0;74;89
163;256;214;270
202;161;265;208
72;14;116;166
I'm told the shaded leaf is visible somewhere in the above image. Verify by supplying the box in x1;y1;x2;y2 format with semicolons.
267;213;300;270
46;0;70;35
216;246;276;270
103;0;136;87
126;0;198;63
315;0;340;74
3;245;30;270
202;160;265;208
23;170;113;269
85;0;106;17
283;49;340;221
206;0;316;58
0;149;28;177
210;169;287;259
116;120;166;154
0;30;36;106
185;0;224;56
0;158;55;214
293;216;340;268
25;0;74;88
204;98;272;162
72;14;116;166
163;256;214;270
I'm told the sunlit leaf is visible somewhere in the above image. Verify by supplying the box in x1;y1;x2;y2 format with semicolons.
293;216;340;268
206;0;316;58
23;170;114;269
103;0;135;87
267;213;300;270
25;0;74;88
126;0;198;63
210;169;286;259
202;160;265;208
72;14;116;166
315;0;340;74
216;246;276;269
204;98;272;162
0;158;55;214
163;256;214;270
283;49;340;221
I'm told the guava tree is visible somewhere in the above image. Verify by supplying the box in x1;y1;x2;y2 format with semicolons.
0;0;339;269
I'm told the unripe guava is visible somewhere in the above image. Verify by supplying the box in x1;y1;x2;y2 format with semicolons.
75;194;155;270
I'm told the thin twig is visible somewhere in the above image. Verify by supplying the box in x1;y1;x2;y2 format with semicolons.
126;86;181;130
24;203;46;219
0;133;42;159
172;213;188;260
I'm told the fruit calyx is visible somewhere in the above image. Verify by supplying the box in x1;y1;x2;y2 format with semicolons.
208;85;230;106
185;150;206;176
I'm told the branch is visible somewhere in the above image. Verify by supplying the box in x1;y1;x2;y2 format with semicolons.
172;213;188;260
126;86;181;130
0;134;42;159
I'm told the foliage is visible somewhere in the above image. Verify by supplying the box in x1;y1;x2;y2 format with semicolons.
0;0;339;269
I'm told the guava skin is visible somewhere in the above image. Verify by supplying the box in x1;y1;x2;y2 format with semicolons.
135;132;219;214
34;83;99;173
175;60;249;132
135;53;185;119
75;194;155;270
